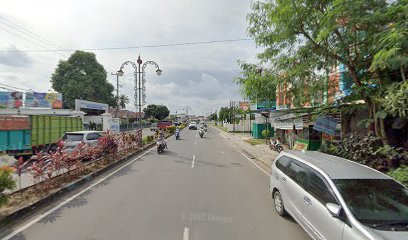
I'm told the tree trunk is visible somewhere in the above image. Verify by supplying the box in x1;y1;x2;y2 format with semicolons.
401;66;406;81
379;117;388;145
373;102;381;138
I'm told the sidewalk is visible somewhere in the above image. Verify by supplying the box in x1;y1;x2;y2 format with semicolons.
212;126;279;170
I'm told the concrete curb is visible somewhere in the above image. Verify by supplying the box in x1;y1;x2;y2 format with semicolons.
0;134;174;226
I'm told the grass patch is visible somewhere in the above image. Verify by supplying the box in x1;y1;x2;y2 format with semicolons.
244;138;265;145
215;125;228;132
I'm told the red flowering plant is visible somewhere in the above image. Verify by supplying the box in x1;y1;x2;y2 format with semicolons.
98;131;118;156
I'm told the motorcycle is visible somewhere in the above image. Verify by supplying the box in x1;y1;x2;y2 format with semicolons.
175;131;180;140
199;128;204;138
269;138;283;153
157;140;166;154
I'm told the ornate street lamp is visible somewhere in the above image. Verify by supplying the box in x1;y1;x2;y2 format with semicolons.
117;55;162;141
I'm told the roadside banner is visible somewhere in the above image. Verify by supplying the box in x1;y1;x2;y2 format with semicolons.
313;115;338;135
25;92;63;109
110;118;120;132
0;91;23;108
239;102;250;111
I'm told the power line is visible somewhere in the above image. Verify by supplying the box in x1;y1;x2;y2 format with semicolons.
0;38;252;53
0;25;66;58
0;16;67;54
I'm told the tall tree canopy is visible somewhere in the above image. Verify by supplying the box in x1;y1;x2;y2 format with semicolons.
143;104;170;120
51;51;115;108
234;61;277;103
246;0;407;143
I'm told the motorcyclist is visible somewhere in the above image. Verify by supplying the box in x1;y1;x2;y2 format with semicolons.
157;129;167;149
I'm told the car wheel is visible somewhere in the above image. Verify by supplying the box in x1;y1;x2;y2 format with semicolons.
273;191;286;216
276;146;283;153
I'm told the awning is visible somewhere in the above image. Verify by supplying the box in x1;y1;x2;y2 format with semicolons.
274;113;305;130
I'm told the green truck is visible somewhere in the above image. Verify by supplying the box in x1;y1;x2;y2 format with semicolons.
0;115;83;158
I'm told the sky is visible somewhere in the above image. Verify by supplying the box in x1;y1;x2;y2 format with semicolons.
0;0;260;116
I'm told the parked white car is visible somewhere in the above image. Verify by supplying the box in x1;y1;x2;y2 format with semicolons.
270;150;408;240
60;131;104;152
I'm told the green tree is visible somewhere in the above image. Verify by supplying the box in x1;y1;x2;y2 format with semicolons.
143;104;170;120
51;50;115;108
218;107;231;123
208;112;218;121
247;0;406;143
234;61;276;103
118;94;130;109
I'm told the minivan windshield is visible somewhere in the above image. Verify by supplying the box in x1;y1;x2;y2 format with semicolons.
334;179;408;229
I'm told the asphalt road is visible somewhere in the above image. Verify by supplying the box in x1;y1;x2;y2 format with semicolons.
1;127;309;240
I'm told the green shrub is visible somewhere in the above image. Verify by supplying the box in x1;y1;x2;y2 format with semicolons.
146;135;154;142
387;165;408;187
261;129;271;139
166;126;176;134
179;124;186;130
320;135;407;171
0;166;16;206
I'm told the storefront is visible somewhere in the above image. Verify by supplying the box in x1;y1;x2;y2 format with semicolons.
273;113;324;151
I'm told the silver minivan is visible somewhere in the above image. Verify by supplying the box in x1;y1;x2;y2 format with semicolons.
270;150;408;240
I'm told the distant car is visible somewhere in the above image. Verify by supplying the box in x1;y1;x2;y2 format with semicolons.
150;123;158;131
188;123;197;130
60;131;104;152
270;150;408;240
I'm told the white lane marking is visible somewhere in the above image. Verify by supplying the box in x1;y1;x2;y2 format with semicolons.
1;146;156;240
183;227;190;240
195;134;198;138
191;155;195;168
194;139;197;145
218;132;270;177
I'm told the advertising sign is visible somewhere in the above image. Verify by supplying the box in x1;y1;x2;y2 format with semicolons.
110;118;120;133
0;91;23;108
239;102;250;111
313;115;338;135
257;100;276;110
293;140;309;151
75;99;109;112
25;92;63;109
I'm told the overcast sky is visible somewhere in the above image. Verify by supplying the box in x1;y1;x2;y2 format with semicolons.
0;0;260;115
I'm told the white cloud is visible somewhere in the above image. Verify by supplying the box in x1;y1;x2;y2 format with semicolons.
0;0;261;115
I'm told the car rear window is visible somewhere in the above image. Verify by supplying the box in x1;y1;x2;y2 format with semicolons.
62;134;84;142
275;156;291;173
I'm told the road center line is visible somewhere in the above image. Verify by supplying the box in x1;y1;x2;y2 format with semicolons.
1;146;156;240
194;139;197;145
183;227;190;240
191;155;195;168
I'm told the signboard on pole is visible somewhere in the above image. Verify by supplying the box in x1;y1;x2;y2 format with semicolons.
313;115;338;135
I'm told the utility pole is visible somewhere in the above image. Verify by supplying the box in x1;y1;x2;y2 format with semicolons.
111;72;120;114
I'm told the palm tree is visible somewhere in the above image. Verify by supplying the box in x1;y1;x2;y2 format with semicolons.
119;94;130;109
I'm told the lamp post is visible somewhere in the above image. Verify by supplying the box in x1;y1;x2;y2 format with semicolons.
117;55;162;140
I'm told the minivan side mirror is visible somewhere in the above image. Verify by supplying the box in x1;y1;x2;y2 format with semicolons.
326;203;342;218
